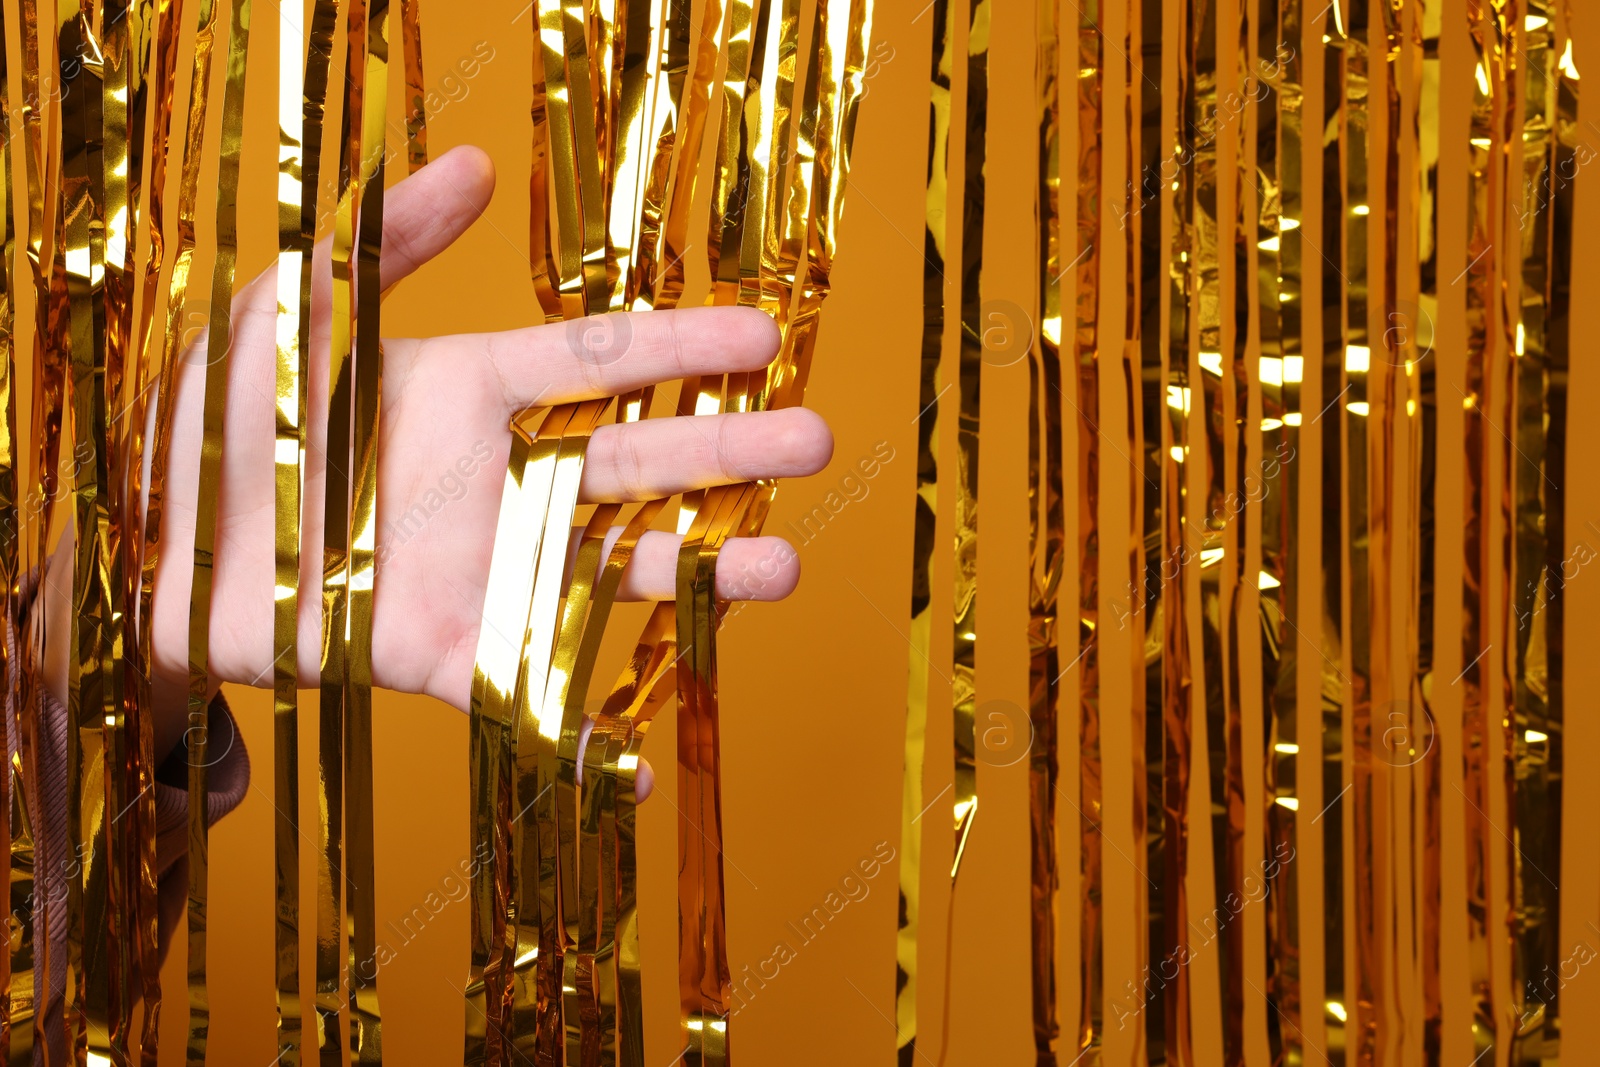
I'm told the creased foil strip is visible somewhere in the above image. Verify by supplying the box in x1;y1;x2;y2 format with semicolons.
1161;0;1198;1057
1507;0;1566;1060
58;0;108;1056
133;0;216;1057
1315;0;1347;1058
1376;0;1408;1058
1512;2;1576;1057
1221;0;1254;1057
1028;0;1064;1060
1410;0;1442;1058
345;1;391;1060
99;2;135;1056
948;0;986;890
893;0;952;1060
1262;0;1303;1057
1071;0;1104;1057
273;0;309;1061
399;0;427;175
183;0;253;1059
320;0;362;1057
17;13;65;1054
1127;0;1165;1059
118;1;170;1061
0;0;21;1061
866;0;972;1059
1462;0;1499;1052
1190;0;1234;1055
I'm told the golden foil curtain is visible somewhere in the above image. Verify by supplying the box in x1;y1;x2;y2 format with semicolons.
891;0;1580;1063
0;0;825;1062
0;0;1580;1063
0;0;873;1057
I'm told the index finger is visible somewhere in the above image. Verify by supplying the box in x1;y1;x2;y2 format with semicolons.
419;305;783;412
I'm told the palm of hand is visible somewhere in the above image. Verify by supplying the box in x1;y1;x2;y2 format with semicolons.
44;147;828;761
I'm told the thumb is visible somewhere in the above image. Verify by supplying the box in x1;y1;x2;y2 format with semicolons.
225;144;496;325
375;144;497;290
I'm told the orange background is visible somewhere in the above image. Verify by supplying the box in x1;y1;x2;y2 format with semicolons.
170;0;1600;1064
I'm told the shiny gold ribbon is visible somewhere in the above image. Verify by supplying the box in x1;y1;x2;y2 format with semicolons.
345;2;392;1061
894;0;953;1060
273;0;311;1061
0;0;22;1061
1071;0;1104;1059
183;0;253;1060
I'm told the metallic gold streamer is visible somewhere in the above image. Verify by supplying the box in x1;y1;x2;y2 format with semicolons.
675;481;753;1067
399;0;426;174
1071;0;1104;1058
1462;0;1500;1052
570;490;665;1065
273;0;310;1061
1162;0;1199;1057
58;2;109;1058
17;86;60;1067
1221;0;1255;1059
1127;0;1167;1061
133;0;219;1055
1315;0;1348;1056
183;0;253;1059
1409;0;1443;1057
1028;0;1064;1060
1190;0;1236;1052
949;0;987;890
894;0;953;1060
1507;0;1565;1059
1375;0;1408;1058
1262;0;1304;1056
0;0;21;1060
345;1;391;1060
1514;3;1577;1059
1487;1;1520;1051
649;0;726;312
1338;3;1385;1058
99;0;137;1055
552;503;620;1064
319;2;365;1060
115;0;173;1059
20;0;65;617
0;3;49;1061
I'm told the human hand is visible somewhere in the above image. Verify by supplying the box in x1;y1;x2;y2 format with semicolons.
44;146;832;762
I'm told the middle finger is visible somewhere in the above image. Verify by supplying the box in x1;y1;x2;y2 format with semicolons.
577;407;833;503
